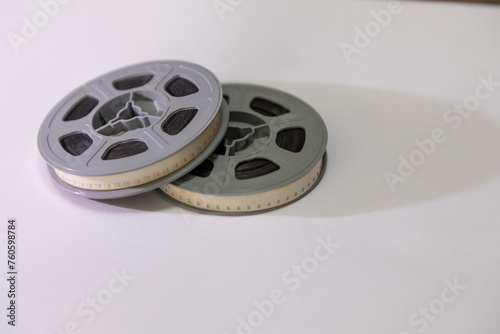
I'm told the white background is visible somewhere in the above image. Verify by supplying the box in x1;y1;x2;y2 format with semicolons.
1;0;500;333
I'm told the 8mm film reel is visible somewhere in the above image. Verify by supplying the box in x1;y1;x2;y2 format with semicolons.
38;61;229;199
158;84;328;214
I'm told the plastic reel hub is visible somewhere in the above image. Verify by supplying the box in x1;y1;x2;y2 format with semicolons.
38;61;229;199
158;84;328;214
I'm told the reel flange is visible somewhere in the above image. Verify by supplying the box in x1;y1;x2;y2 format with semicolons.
157;84;328;214
38;60;229;199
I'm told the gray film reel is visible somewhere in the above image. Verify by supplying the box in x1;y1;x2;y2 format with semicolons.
38;60;229;199
157;84;328;214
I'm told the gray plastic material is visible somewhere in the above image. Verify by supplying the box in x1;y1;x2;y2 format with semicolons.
38;60;228;199
156;83;328;214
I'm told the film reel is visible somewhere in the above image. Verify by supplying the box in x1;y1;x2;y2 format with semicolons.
158;84;328;214
38;61;229;199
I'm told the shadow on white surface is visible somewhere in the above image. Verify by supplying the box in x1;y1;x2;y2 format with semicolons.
274;83;500;217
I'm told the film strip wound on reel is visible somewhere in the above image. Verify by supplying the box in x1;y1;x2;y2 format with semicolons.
160;84;328;214
38;61;226;197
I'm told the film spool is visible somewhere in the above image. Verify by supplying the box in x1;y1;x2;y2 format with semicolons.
38;60;229;199
157;84;328;214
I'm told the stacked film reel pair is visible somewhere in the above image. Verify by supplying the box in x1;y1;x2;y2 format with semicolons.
38;61;328;215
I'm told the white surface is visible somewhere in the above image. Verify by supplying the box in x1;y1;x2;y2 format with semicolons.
1;1;500;333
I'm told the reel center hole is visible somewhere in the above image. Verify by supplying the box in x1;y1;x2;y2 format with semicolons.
225;127;253;145
215;111;270;156
92;91;167;136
